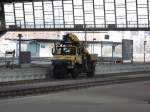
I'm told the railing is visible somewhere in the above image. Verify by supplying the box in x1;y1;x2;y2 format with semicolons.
3;23;150;31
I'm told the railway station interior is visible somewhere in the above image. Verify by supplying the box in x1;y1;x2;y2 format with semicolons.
0;0;150;112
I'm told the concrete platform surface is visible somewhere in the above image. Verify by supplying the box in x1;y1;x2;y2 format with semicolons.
0;81;150;112
1;63;150;82
0;63;150;82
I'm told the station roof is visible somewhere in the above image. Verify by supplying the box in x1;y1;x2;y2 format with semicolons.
1;31;122;46
3;0;58;3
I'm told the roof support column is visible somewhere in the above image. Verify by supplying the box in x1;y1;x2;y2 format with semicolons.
0;2;5;30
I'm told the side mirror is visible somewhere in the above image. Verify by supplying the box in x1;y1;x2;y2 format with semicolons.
52;48;55;55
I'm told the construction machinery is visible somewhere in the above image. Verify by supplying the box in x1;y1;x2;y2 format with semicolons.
51;33;97;78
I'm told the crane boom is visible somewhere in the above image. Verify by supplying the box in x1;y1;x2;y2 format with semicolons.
63;33;89;55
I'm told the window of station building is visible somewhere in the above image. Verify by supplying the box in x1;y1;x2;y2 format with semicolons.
137;0;148;27
74;0;82;6
74;11;84;24
63;1;74;28
3;0;150;30
14;3;25;28
116;0;126;27
34;2;44;28
24;2;34;28
4;4;15;28
94;0;103;5
73;0;84;25
43;1;54;28
14;3;24;18
53;1;64;28
126;0;138;27
105;0;116;25
94;0;105;28
84;0;94;27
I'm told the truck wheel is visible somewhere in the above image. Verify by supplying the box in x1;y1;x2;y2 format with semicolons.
71;66;79;79
87;68;95;77
87;64;95;78
52;68;58;78
53;67;67;78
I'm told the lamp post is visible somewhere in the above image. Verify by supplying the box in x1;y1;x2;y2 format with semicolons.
144;37;147;64
17;34;23;68
84;24;87;48
93;38;96;54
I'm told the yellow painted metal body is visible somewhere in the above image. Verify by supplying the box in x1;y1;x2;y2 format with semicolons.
52;55;82;65
52;33;97;68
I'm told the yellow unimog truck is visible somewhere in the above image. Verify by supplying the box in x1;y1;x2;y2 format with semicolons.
51;33;97;78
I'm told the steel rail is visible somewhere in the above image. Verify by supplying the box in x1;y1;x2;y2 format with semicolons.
0;74;89;87
0;74;150;99
0;70;150;87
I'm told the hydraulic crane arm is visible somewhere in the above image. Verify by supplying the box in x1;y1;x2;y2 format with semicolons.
63;33;90;55
63;33;80;46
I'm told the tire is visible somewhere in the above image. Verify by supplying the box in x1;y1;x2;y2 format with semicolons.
86;64;95;78
71;65;80;79
53;67;68;78
46;65;54;79
87;68;95;77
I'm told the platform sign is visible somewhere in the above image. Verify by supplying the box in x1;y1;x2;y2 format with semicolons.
122;39;133;61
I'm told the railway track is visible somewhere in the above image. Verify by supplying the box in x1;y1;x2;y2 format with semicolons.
0;70;150;87
0;73;150;99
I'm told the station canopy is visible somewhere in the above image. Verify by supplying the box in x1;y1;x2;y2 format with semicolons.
2;0;56;2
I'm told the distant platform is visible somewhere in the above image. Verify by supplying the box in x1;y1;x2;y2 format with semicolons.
0;62;150;82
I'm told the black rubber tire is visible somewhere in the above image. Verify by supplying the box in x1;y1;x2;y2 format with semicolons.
71;66;79;79
53;67;67;78
86;64;95;78
87;68;95;77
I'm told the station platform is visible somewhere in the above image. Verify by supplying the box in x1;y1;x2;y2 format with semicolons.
95;63;150;75
0;80;150;112
0;62;150;82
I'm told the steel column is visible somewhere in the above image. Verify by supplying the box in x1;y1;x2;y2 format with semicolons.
22;2;26;28
62;0;65;28
13;2;17;26
32;1;36;28
114;0;117;26
0;2;5;29
52;0;55;28
136;0;139;28
18;34;23;68
42;0;45;28
82;0;86;42
147;0;150;27
72;0;75;27
125;0;128;28
103;0;106;28
82;0;86;29
93;0;96;28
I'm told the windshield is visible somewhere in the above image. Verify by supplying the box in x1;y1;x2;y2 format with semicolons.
55;47;76;55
